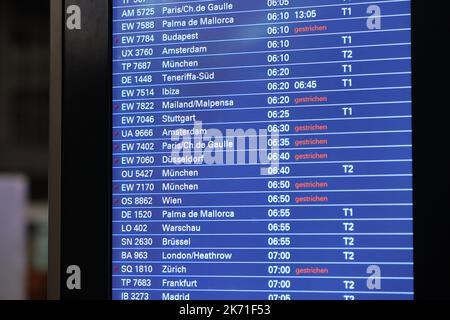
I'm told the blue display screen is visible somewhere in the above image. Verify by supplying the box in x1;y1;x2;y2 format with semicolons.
112;0;413;300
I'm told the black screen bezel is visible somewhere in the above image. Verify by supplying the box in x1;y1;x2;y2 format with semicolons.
54;0;112;300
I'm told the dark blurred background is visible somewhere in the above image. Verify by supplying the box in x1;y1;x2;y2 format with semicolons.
0;1;49;299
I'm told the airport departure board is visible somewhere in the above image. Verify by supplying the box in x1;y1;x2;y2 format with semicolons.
112;0;413;300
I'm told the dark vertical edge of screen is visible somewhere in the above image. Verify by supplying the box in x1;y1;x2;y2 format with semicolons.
60;0;112;299
108;0;113;301
410;0;416;301
48;0;63;300
411;0;449;300
411;0;422;300
411;0;418;300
